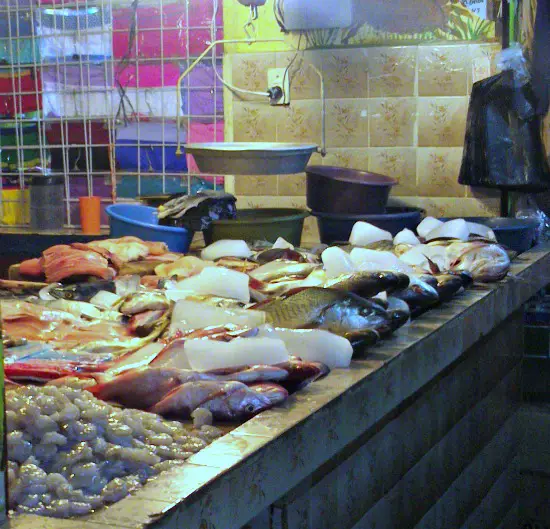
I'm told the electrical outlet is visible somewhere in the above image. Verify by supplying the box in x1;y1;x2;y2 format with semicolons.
267;68;290;105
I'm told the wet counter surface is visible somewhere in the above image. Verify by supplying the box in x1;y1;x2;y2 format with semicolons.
5;244;550;529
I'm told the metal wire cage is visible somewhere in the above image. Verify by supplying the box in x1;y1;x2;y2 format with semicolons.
0;0;224;229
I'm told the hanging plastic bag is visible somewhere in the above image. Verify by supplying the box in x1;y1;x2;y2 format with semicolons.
516;194;550;242
458;44;550;191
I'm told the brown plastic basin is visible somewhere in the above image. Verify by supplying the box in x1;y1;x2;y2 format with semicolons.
306;165;397;214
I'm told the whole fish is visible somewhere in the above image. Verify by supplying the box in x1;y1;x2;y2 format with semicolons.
214;257;259;273
249;260;319;282
324;271;410;298
149;380;288;421
48;280;116;302
261;287;393;344
87;367;212;409
254;248;309;264
446;242;511;282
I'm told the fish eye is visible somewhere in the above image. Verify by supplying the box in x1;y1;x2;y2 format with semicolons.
245;404;258;413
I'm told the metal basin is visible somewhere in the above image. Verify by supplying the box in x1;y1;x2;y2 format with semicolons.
185;142;318;175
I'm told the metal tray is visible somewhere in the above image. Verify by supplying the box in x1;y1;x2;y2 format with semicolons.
185;142;318;175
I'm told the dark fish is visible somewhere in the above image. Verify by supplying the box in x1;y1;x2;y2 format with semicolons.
392;276;440;311
385;297;411;330
49;280;116;302
433;273;466;303
262;287;393;343
324;271;410;298
254;248;308;264
362;240;395;252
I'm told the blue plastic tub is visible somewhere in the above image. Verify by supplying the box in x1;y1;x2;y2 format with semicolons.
439;217;539;254
312;207;424;244
106;204;193;253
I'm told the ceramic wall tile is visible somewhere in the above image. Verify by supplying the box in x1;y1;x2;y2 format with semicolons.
391;196;499;217
237;195;308;210
233;102;277;142
416;147;466;197
278;173;306;196
234;175;278;196
321;148;369;171
326;99;369;148
369;148;417;196
231;53;276;93
367;46;417;98
320;48;368;99
417;97;468;147
369;98;416;147
277;50;323;100
276;100;322;144
468;43;501;88
418;45;469;97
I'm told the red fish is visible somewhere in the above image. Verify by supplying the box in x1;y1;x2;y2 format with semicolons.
149;380;288;421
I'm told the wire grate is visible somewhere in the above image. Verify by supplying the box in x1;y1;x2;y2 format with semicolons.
0;0;224;228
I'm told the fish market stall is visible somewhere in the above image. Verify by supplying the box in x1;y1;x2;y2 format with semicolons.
1;219;548;529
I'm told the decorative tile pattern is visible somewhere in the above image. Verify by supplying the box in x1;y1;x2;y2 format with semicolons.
416;147;466;197
276;100;322;144
369;98;416;147
418;45;469;97
234;175;278;196
468;42;502;88
278;174;306;196
367;47;417;98
369;148;417;196
326;99;369;148
231;53;276;93
320;48;368;99
233;102;276;142
320;148;369;171
417;97;469;147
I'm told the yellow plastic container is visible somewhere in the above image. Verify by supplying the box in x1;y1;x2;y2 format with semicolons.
1;188;30;225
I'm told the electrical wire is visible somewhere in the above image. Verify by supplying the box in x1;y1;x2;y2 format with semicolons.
210;0;270;98
281;30;302;102
274;0;287;32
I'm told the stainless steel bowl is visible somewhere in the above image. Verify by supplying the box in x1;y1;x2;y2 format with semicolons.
185;142;318;175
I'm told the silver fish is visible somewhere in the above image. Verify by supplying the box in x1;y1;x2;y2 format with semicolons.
249;260;319;282
446;241;511;282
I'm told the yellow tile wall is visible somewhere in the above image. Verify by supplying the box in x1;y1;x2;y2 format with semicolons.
226;43;507;242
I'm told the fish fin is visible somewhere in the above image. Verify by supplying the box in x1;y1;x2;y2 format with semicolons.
424;256;441;275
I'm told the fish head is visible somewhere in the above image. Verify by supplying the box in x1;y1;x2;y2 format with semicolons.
49;282;108;301
228;383;288;418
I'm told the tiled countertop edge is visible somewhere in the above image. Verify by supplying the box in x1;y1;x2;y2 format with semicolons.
7;244;550;529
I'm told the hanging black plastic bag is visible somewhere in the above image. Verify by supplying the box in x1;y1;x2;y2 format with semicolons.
458;45;550;191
